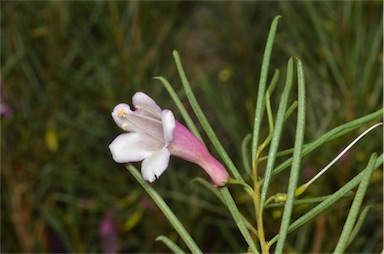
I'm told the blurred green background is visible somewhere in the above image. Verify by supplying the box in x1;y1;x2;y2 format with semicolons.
1;1;382;253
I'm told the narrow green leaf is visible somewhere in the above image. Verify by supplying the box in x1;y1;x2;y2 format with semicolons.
241;134;252;175
266;69;281;96
275;58;306;253
156;235;186;254
221;187;259;253
251;16;281;166
126;164;202;254
241;215;258;236
192;177;225;204
284;101;298;122
194;178;258;236
256;101;297;161
264;69;281;135
163;189;227;217
261;120;380;163
172;50;243;181
272;109;383;175
265;191;354;208
346;205;375;248
265;90;274;136
268;153;383;246
333;153;378;253
154;76;203;142
260;57;294;210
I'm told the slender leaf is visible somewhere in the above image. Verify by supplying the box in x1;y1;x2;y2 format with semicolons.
266;69;281;96
192;177;225;204
284;101;298;121
275;58;306;253
346;205;375;248
272;109;383;175
269;153;383;246
221;187;259;253
251;15;281;166
172;50;243;181
333;153;378;253
126;164;202;254
194;178;258;237
241;134;252;175
260;58;294;209
154;76;203;141
156;235;186;254
265;191;354;208
264;69;281;134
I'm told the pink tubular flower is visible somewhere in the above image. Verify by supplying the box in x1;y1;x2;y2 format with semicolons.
108;92;229;186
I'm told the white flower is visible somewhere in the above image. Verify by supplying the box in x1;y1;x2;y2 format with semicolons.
109;92;228;186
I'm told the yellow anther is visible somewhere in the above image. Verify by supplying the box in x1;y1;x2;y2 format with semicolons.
122;123;129;130
117;108;126;118
135;105;141;110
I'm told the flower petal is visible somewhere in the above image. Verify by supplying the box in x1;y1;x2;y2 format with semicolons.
161;109;175;145
141;148;170;182
112;103;133;131
109;133;162;163
132;92;162;117
112;102;164;140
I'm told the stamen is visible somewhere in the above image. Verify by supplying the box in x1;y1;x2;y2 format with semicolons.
135;105;141;110
122;123;129;130
117;108;126;118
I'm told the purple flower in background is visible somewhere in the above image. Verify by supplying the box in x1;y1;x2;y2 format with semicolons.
99;210;118;254
0;76;12;116
109;92;229;186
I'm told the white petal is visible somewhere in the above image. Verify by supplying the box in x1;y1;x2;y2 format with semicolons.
161;110;175;144
109;133;162;163
112;103;133;130
111;102;164;138
112;103;132;115
141;148;170;182
132;92;162;117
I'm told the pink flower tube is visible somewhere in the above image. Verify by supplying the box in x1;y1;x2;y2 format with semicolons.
109;92;229;186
